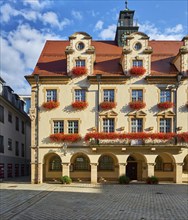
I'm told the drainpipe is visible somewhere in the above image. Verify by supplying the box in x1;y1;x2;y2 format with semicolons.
96;74;102;132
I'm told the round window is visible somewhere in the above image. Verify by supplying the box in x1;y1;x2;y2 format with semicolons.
77;42;85;51
134;42;142;51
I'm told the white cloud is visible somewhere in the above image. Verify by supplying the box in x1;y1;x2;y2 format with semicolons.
94;20;104;31
139;22;184;40
23;0;51;10
71;10;83;20
0;3;20;22
98;24;116;40
1;24;61;94
41;12;71;29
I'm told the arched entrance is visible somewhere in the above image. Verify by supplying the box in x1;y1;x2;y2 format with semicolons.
183;155;188;183
43;153;62;181
154;153;175;182
70;153;91;182
126;153;147;181
98;153;119;182
126;156;137;180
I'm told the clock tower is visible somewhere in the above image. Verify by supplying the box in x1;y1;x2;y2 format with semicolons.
115;1;139;47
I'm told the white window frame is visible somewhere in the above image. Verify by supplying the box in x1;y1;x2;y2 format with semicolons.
160;119;171;133
76;60;85;67
68;120;79;134
131;118;143;132
103;89;114;102
103;118;115;133
132;90;143;101
53;121;64;133
132;60;143;67
160;90;171;102
46;90;57;102
74;89;86;102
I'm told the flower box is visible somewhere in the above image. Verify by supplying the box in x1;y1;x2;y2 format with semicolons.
129;101;146;110
100;101;117;110
72;67;87;76
42;101;60;110
157;101;174;109
150;133;175;140
130;67;146;76
50;133;81;143
177;132;188;143
72;101;88;110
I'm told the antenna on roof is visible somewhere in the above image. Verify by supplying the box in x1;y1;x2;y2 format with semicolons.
125;0;129;10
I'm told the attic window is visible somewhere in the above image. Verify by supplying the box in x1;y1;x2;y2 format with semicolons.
77;42;85;51
134;42;142;51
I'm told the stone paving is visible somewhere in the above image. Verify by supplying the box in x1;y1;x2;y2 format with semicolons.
0;178;188;220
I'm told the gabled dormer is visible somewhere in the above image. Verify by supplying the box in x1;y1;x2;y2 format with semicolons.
120;32;152;77
65;32;96;76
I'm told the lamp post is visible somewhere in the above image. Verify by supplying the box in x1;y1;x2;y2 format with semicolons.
34;74;39;183
96;74;102;132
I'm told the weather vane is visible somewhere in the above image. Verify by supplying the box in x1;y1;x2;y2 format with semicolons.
125;0;128;10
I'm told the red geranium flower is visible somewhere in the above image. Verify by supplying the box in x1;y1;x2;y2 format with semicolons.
50;133;81;143
42;101;60;110
129;101;146;110
100;101;117;110
130;67;146;76
72;101;88;110
72;67;87;76
157;101;174;109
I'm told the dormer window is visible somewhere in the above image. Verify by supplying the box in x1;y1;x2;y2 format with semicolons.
133;60;143;67
134;42;142;51
76;60;85;67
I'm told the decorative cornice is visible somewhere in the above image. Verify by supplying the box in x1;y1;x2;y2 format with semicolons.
87;75;130;84
145;75;177;84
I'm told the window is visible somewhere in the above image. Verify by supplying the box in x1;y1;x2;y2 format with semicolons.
8;138;12;151
76;60;85;67
131;118;143;132
134;42;142;51
73;156;90;171
15;117;19;131
8;112;12;123
15;141;19;156
98;155;114;171
53;121;64;133
77;42;85;50
68;120;79;134
7;164;13;178
21;144;25;157
160;119;171;133
132;60;143;67
0;105;4;123
160;90;171;102
132;90;143;101
49;156;61;171
0;136;4;153
103;118;114;133
46;89;57;102
75;89;86;101
103;89;114;102
155;156;163;171
22;121;25;134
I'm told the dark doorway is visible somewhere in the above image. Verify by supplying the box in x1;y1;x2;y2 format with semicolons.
126;156;137;180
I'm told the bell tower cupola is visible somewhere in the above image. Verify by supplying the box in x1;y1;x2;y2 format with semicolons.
115;0;139;47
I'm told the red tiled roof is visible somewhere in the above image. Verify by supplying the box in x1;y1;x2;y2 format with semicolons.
32;40;183;77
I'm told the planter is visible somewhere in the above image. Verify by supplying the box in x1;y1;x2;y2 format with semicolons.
146;176;159;184
100;101;117;110
42;101;60;110
150;132;175;140
72;101;88;110
72;67;87;76
130;66;146;76
157;101;174;109
129;101;146;110
177;132;188;143
50;133;81;142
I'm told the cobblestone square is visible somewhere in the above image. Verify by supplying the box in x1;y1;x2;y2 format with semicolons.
0;178;188;220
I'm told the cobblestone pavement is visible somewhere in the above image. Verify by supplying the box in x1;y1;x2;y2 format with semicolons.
0;179;188;220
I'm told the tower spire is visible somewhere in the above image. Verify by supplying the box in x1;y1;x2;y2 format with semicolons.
125;0;128;10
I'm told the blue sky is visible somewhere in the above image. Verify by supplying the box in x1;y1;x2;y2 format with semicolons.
0;0;188;94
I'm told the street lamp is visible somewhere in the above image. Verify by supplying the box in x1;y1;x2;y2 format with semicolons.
96;74;102;132
34;74;39;183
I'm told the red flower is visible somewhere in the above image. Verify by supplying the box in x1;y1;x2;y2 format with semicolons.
177;132;188;143
42;101;60;110
72;67;87;76
150;133;175;140
72;101;88;110
126;132;149;140
100;101;117;110
129;101;146;110
50;133;81;143
157;101;174;109
130;67;146;76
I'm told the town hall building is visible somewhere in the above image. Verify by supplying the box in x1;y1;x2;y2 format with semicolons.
26;3;188;184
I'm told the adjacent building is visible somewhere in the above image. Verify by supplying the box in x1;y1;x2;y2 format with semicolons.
25;4;188;184
0;77;31;180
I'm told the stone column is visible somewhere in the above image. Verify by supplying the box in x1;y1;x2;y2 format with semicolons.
31;162;36;184
90;163;98;184
174;163;183;183
62;163;70;177
119;163;126;177
147;163;155;177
